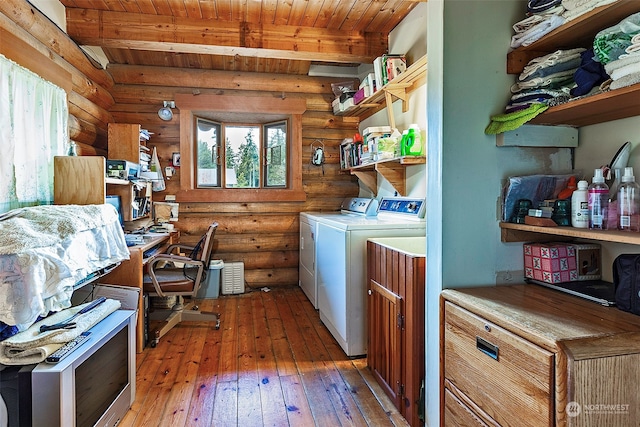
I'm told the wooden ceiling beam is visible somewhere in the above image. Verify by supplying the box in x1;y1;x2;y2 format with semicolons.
106;63;358;94
66;8;388;64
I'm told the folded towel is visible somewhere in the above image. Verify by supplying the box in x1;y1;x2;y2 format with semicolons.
633;33;640;44
513;6;565;33
528;0;562;14
511;15;566;49
604;53;640;74
519;48;585;81
609;60;640;80
625;43;640;54
511;69;576;93
610;72;640;89
0;298;121;365
485;103;549;135
562;0;617;22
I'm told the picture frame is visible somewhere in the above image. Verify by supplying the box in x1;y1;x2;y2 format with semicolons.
172;152;181;167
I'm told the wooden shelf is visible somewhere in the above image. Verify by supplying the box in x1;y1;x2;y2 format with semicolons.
344;156;425;196
507;0;640;74
337;55;427;126
528;82;640;126
505;0;640;128
500;221;640;245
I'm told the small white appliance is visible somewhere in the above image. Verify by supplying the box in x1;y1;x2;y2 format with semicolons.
222;261;245;294
300;197;426;357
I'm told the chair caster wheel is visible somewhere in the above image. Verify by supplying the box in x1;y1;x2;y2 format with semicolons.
214;318;221;330
192;305;199;311
150;340;157;348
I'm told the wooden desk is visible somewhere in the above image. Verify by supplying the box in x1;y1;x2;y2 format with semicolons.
102;232;178;352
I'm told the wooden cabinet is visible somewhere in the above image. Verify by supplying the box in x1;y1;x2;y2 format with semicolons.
367;238;425;427
108;123;144;164
507;1;640;127
107;123;153;222
54;155;152;222
54;156;128;205
441;285;640;427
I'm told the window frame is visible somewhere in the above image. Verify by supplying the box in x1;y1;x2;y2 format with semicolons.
176;93;306;203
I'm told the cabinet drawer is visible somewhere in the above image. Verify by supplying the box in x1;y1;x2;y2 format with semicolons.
444;387;494;427
443;302;554;427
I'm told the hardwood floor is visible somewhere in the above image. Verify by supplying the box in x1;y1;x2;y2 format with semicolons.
121;286;412;427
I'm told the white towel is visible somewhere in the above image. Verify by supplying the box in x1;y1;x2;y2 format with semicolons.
610;72;640;90
511;15;566;48
604;53;640;74
625;43;640;54
562;0;618;22
0;298;121;365
513;6;565;33
609;60;640;81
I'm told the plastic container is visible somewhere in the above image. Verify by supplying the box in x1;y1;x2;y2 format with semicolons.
196;259;224;299
588;169;609;230
618;166;640;232
399;130;409;156
571;180;589;228
405;124;423;156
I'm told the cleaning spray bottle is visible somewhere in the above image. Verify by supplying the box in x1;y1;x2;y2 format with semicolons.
618;166;640;231
588;168;609;230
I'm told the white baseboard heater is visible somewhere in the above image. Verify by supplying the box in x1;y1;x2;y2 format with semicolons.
221;262;245;294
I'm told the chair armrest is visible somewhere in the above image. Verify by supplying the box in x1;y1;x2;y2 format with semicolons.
164;243;196;255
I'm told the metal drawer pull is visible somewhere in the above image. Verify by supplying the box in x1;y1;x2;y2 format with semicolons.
476;336;499;360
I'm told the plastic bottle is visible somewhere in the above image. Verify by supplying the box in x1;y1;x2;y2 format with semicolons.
399;130;409;156
405;124;423;156
588;168;609;230
571;180;589;228
618;166;640;232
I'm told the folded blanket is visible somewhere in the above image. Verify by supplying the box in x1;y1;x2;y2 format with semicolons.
519;56;582;82
0;298;121;365
0;205;119;254
593;12;640;64
511;15;566;49
485;103;549;135
610;71;640;90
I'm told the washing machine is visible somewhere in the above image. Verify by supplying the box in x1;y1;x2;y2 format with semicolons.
303;197;426;357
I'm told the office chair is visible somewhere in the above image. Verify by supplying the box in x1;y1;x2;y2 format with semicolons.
143;222;220;347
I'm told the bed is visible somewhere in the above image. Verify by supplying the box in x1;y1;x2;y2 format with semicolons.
0;204;130;336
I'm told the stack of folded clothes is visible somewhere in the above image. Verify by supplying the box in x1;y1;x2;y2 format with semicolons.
507;48;584;112
511;0;565;48
597;12;640;90
561;0;619;22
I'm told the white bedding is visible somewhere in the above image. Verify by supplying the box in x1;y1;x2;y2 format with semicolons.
0;205;130;330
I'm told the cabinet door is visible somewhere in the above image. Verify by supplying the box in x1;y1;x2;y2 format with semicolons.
367;278;402;407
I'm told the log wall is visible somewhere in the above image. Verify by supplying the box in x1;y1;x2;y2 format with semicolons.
1;1;360;289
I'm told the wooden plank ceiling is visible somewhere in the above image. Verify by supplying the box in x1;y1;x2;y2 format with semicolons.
60;0;423;75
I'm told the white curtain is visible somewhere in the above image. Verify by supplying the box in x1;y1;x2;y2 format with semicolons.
0;54;68;213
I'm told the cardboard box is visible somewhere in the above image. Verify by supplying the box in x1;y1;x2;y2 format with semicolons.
524;242;578;284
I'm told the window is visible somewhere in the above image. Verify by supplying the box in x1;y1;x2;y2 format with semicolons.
176;94;306;203
196;119;288;189
0;54;68;213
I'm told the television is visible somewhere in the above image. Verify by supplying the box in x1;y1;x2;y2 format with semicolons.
0;310;136;427
105;195;125;228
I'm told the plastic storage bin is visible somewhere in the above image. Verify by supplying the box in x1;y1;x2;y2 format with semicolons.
197;260;224;299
